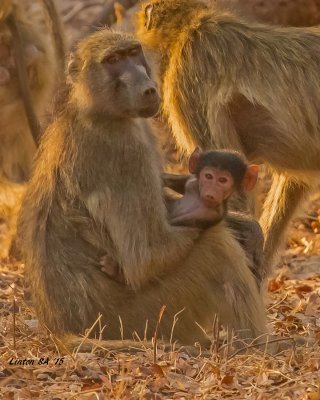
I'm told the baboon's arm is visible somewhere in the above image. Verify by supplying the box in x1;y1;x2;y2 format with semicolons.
85;180;199;291
162;172;190;194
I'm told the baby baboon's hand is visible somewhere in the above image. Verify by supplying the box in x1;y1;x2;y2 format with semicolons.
99;255;126;284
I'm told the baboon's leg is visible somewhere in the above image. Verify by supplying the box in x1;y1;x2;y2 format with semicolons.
260;173;309;274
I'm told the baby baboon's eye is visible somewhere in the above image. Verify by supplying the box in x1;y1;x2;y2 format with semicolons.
218;177;228;184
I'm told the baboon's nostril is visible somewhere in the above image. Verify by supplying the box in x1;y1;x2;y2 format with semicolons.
143;87;156;96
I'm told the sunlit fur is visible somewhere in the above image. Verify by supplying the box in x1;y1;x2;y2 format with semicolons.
18;29;266;345
137;0;320;269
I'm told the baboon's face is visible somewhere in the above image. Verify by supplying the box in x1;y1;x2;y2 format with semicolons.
71;38;160;119
99;43;160;118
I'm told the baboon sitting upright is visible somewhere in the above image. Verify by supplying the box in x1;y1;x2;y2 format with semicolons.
137;0;320;273
18;29;266;345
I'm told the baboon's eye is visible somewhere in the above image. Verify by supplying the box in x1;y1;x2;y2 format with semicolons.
205;173;213;180
102;53;121;64
218;177;228;184
128;47;140;57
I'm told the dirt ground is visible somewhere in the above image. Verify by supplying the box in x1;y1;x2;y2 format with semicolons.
2;193;320;399
0;1;319;399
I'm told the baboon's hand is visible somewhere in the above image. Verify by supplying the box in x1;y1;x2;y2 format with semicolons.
99;254;126;284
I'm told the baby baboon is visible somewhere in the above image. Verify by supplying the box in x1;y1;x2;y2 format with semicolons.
164;148;264;285
137;0;320;273
103;148;264;286
167;148;258;227
18;29;266;345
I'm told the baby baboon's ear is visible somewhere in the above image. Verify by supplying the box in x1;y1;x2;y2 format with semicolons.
188;147;202;174
243;164;259;191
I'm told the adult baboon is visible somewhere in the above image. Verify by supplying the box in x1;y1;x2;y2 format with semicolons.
137;0;320;272
18;29;266;345
106;0;320;34
103;148;265;287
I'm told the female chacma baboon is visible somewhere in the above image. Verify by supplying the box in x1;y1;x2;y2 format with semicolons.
18;29;266;345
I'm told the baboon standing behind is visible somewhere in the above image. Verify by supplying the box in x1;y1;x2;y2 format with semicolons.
18;30;266;345
137;0;320;272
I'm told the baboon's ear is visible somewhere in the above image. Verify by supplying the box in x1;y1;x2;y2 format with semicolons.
67;52;79;81
243;164;259;191
188;147;202;174
144;4;153;30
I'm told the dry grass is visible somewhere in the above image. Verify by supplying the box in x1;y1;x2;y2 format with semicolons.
0;1;319;398
0;203;320;399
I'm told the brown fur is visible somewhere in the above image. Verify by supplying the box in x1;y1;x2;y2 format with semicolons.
115;0;320;33
18;29;266;345
163;173;265;286
136;0;320;272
